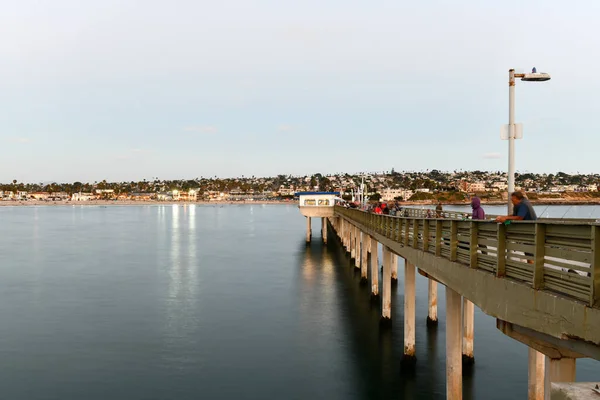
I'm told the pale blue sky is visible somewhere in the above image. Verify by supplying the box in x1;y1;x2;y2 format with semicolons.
2;0;599;182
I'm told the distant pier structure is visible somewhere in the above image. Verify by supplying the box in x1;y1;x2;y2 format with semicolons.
296;191;340;243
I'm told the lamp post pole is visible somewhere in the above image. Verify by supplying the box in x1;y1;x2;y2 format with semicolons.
508;68;516;214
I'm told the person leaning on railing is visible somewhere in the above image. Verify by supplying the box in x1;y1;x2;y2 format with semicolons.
495;191;537;264
494;192;537;223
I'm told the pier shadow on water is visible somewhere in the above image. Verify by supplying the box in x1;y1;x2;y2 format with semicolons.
298;232;479;400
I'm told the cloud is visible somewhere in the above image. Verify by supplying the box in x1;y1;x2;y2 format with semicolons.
483;152;502;159
184;126;218;134
6;137;32;143
277;125;294;132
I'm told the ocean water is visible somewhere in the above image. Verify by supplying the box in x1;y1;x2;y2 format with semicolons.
0;204;597;399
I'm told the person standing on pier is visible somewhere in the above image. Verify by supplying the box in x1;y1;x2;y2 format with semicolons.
471;196;485;220
435;201;443;218
471;196;487;254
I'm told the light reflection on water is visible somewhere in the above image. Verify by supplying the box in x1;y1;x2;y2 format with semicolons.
0;204;597;400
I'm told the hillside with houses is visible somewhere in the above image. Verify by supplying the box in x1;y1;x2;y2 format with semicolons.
1;170;599;204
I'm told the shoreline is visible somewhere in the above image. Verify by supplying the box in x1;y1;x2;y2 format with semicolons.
2;199;600;207
0;200;298;207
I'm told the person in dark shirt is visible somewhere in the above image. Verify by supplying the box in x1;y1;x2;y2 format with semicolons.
435;202;443;218
495;191;537;222
496;191;537;263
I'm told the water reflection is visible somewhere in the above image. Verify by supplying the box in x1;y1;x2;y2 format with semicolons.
164;205;200;351
296;230;480;399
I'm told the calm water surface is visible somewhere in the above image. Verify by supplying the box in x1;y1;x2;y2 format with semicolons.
0;205;597;399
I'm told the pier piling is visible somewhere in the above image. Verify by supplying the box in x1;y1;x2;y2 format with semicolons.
446;286;463;399
370;239;379;297
462;298;475;365
403;261;416;364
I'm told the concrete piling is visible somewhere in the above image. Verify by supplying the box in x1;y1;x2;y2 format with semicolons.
306;217;311;243
528;348;545;400
427;279;438;326
354;226;360;269
446;286;462;399
361;233;369;284
462;298;475;365
321;217;328;243
403;261;416;364
370;239;379;297
544;357;576;397
381;246;392;325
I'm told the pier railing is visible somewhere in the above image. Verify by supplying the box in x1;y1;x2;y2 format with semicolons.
335;206;600;308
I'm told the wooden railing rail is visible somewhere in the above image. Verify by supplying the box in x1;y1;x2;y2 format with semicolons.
335;206;599;307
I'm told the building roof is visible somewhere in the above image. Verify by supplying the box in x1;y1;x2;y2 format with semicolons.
295;191;340;196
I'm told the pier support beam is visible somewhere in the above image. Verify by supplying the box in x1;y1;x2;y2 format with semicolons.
361;233;369;284
381;246;392;324
306;217;311;243
446;286;463;399
528;349;545;400
391;254;398;281
354;226;361;269
427;279;438;326
349;223;355;258
403;261;416;363
344;221;349;250
370;239;379;297
321;217;328;244
544;357;576;398
462;298;475;365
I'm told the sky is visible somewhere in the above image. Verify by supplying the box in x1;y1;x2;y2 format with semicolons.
1;0;599;183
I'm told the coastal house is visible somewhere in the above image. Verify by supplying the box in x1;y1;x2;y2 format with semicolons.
30;192;50;200
71;192;96;201
156;193;172;201
178;189;197;201
130;193;154;201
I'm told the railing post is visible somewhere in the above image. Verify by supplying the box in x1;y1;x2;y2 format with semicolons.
470;221;478;268
496;223;506;278
395;218;400;242
450;220;458;261
423;220;430;253
404;217;410;246
435;220;442;257
413;219;418;248
533;223;546;290
398;218;404;243
591;225;600;307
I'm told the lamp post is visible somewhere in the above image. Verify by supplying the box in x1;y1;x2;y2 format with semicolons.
506;68;551;214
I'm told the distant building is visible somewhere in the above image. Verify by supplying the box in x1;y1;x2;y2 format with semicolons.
468;181;486;192
381;188;414;201
30;192;50;200
72;192;96;201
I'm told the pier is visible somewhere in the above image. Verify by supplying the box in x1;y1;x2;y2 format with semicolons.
304;204;600;399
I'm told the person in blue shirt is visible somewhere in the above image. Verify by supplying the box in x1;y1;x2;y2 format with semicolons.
495;191;537;222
